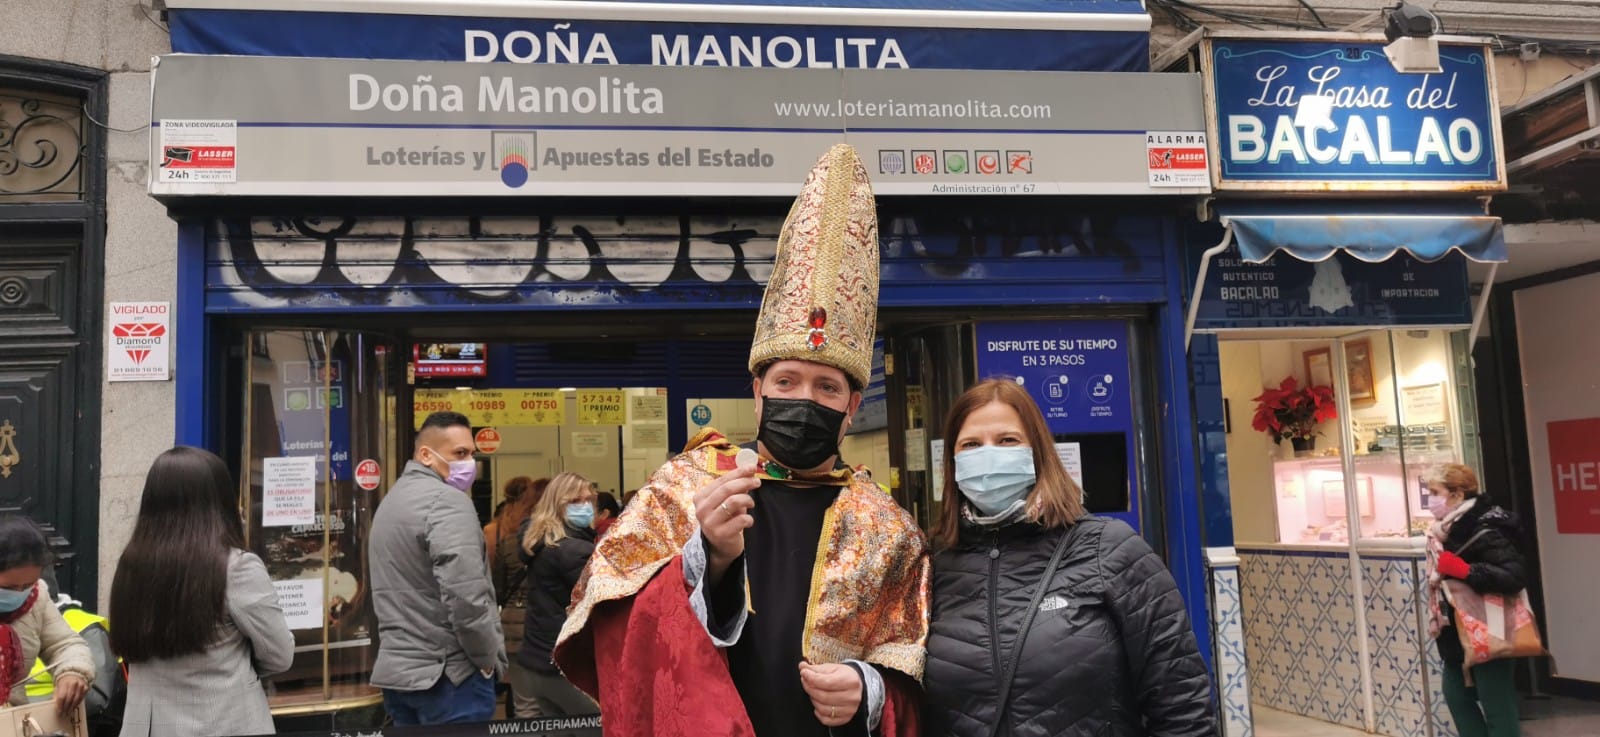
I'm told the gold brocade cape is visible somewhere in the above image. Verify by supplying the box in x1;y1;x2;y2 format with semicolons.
556;429;931;681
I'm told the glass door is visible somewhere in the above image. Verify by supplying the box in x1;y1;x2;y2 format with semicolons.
241;330;400;712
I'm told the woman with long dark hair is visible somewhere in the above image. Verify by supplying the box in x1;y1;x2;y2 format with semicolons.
514;471;599;717
923;379;1214;737
110;446;294;737
0;515;93;713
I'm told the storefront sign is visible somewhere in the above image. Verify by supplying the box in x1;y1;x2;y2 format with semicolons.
1190;246;1472;331
578;390;627;425
974;320;1137;520
1546;418;1600;534
107;302;171;382
148;54;1206;198
414;388;565;428
1203;37;1504;192
168;3;1150;73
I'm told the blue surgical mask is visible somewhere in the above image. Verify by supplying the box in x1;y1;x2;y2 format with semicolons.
565;502;596;529
0;586;32;614
955;445;1037;516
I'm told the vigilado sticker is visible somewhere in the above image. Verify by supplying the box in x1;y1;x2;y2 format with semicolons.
355;459;381;491
107;301;170;382
159;119;238;184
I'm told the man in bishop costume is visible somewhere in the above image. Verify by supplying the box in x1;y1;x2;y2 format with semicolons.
554;144;929;737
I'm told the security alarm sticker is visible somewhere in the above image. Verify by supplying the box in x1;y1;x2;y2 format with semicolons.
159;119;237;183
108;301;171;382
1146;131;1208;187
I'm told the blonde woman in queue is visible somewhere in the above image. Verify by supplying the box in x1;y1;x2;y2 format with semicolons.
923;379;1214;737
110;446;294;736
514;472;600;716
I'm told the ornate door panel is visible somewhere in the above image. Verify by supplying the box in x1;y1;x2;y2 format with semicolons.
0;67;107;602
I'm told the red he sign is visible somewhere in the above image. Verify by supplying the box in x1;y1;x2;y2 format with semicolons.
1547;418;1600;534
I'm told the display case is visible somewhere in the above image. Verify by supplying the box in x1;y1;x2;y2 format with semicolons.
1223;329;1480;547
241;330;399;716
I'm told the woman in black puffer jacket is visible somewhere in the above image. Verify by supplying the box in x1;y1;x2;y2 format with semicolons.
515;472;600;717
1424;463;1526;737
924;379;1215;737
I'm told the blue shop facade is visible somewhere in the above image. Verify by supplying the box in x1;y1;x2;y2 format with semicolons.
152;0;1223;724
1179;33;1510;737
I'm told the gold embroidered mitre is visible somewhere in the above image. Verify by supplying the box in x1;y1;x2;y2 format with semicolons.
748;144;879;388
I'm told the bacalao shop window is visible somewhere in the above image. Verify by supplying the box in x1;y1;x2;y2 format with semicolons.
1166;31;1510;737
150;0;1217;724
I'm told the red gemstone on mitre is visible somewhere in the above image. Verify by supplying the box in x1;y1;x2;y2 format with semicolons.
808;330;827;349
808;308;827;329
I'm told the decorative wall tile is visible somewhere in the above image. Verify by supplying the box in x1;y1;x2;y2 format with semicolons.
1238;550;1366;733
1210;565;1253;737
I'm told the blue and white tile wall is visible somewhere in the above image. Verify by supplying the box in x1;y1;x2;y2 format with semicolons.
1208;550;1253;737
1238;549;1366;732
1364;557;1438;737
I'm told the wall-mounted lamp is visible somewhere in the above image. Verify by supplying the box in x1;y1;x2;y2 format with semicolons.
1383;2;1443;74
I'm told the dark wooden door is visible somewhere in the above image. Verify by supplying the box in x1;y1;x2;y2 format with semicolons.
0;59;107;603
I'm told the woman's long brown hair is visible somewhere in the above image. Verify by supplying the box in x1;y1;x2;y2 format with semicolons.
494;476;544;533
930;378;1087;550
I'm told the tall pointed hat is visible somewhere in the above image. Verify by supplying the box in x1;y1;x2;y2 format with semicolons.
749;144;879;388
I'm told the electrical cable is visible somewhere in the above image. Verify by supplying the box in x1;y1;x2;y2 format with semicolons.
83;108;148;134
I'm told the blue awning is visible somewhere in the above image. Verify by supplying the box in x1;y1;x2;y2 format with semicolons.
1217;202;1508;265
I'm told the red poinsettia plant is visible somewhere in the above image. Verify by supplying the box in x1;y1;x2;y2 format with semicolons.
1251;377;1338;444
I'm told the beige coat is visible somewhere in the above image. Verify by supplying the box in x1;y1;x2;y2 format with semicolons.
8;581;95;705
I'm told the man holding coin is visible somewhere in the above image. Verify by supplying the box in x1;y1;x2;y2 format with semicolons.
555;145;928;737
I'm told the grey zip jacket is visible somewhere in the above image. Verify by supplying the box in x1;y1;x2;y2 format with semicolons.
370;460;507;690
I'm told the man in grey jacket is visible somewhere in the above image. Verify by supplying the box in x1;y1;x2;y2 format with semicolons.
370;410;506;725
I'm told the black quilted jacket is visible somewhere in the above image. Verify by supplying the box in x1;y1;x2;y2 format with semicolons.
924;516;1216;737
1436;500;1528;667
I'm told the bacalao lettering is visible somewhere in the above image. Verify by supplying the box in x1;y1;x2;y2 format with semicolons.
1226;63;1483;168
463;29;909;69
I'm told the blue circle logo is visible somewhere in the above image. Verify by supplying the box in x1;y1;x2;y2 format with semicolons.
500;161;529;188
691;404;712;426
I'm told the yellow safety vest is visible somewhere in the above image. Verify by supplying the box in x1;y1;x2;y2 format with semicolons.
25;608;107;699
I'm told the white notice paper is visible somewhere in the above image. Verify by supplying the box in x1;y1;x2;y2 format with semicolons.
929;439;946;502
1054;442;1085;489
905;429;928;472
571;431;609;458
263;456;317;527
274;577;325;631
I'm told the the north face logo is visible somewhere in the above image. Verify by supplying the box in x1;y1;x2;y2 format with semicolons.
1039;595;1071;613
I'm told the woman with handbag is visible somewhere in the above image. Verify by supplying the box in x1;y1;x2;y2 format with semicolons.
1426;463;1529;737
109;447;295;737
923;379;1214;737
0;516;94;717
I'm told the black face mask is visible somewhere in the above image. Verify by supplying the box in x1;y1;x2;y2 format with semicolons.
757;396;847;471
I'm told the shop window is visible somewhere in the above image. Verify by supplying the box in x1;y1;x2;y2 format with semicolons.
1222;329;1478;546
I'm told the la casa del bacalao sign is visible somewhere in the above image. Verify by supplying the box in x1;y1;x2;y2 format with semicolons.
1202;35;1505;193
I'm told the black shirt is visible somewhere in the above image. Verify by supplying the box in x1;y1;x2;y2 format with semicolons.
707;477;871;737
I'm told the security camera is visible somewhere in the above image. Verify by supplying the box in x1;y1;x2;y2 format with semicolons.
1384;2;1441;42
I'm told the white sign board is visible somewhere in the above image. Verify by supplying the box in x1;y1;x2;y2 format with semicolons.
157;119;237;183
904;429;928;472
262;456;318;527
107;302;171;382
1054;442;1085;489
929;439;946;502
274;577;325;631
